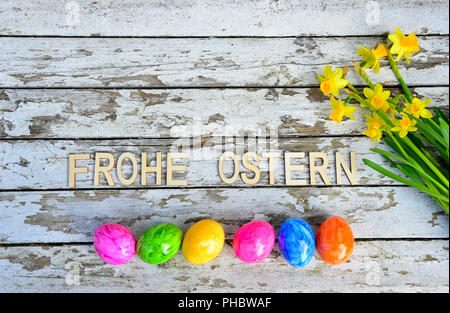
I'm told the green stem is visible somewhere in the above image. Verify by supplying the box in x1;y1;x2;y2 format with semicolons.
343;95;353;105
402;136;449;188
387;52;414;102
346;83;363;98
355;67;375;89
386;131;409;159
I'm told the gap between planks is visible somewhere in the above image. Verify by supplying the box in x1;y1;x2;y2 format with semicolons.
1;84;449;90
0;134;393;141
0;184;408;193
0;34;447;39
1;0;448;38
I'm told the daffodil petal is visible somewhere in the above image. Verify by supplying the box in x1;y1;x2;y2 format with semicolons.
382;90;391;100
335;78;348;89
363;88;374;99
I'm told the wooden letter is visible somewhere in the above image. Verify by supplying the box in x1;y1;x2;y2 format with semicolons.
167;152;188;186
285;152;306;186
94;152;115;186
241;152;261;185
141;152;162;186
336;151;357;185
218;151;239;184
262;152;281;185
116;152;138;186
68;154;90;188
309;152;331;185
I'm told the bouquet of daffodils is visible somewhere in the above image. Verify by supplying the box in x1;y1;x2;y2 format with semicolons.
317;28;449;213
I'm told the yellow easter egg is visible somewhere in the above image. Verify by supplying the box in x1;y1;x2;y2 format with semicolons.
182;219;225;264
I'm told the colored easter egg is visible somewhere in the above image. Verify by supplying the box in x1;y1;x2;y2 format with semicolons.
233;221;275;263
182;219;225;264
137;223;183;264
278;218;315;268
316;216;354;265
93;223;135;265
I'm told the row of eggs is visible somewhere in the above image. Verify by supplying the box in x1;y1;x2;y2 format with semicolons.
93;217;354;268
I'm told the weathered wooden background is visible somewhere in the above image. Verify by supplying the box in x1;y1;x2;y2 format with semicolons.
0;0;448;292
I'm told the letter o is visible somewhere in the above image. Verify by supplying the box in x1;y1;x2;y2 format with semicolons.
218;152;239;184
116;152;138;185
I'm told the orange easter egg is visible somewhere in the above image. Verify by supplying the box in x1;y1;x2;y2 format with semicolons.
316;216;354;265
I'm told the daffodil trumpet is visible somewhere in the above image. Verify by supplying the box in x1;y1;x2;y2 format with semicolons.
316;27;449;212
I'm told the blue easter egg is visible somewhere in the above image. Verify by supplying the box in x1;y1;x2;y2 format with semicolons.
278;218;315;268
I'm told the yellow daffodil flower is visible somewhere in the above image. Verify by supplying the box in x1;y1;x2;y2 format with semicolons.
388;28;420;64
366;113;385;129
363;83;391;112
318;65;349;96
391;114;417;138
362;113;385;143
404;98;433;119
329;96;357;123
363;127;383;143
357;44;388;74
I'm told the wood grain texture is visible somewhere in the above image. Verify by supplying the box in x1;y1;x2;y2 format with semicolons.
0;187;447;244
0;137;409;189
0;36;447;88
0;0;448;37
0;240;448;292
0;87;448;139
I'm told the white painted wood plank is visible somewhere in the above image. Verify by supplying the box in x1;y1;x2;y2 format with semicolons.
0;0;448;36
0;137;408;189
0;87;447;139
0;36;447;87
0;241;447;292
0;187;447;244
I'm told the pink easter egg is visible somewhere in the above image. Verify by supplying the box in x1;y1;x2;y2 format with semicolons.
233;221;275;263
93;223;136;265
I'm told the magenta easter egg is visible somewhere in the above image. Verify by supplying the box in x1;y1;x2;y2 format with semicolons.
233;221;275;263
93;223;136;265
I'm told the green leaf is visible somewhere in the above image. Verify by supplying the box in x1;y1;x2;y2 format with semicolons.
376;151;397;168
371;147;448;194
433;107;449;124
362;159;449;202
384;137;404;157
439;118;449;148
370;148;409;165
396;164;424;186
416;118;446;147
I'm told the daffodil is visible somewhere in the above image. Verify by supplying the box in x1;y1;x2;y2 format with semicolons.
317;65;349;96
329;96;356;123
404;98;433;119
357;44;388;74
366;113;385;129
388;28;420;64
391;114;417;138
363;127;383;143
363;83;391;112
386;101;399;117
363;113;385;143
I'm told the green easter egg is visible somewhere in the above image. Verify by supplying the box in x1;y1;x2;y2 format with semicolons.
137;223;183;264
